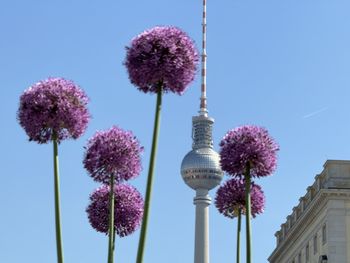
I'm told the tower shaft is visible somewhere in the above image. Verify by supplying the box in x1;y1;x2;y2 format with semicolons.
194;189;211;263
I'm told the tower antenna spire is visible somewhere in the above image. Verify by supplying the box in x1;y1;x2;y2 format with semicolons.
200;0;208;116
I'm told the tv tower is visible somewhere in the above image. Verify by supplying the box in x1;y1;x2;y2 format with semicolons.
180;1;224;263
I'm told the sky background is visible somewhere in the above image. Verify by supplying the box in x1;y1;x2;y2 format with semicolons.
1;0;350;262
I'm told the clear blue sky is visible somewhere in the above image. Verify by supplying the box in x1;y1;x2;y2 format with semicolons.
1;0;350;262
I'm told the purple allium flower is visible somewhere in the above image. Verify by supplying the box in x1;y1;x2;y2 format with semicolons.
125;26;199;95
86;184;144;237
83;126;143;184
219;125;279;178
17;77;90;143
215;178;265;218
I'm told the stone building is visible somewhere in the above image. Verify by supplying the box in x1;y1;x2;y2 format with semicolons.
269;160;350;263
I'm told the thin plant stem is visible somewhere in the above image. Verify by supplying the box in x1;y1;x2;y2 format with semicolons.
236;208;241;263
107;174;115;263
245;162;252;263
113;229;116;253
136;83;163;263
53;133;64;263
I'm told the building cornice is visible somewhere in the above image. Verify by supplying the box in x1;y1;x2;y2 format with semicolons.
268;189;350;262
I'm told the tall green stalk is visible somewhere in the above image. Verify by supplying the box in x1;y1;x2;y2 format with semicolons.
107;174;115;263
136;84;163;263
113;229;116;254
236;208;241;263
53;133;64;263
245;162;252;263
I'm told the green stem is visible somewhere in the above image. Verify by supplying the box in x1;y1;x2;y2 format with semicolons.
113;229;116;254
53;134;64;263
245;163;252;263
136;84;163;263
107;174;115;263
236;209;241;263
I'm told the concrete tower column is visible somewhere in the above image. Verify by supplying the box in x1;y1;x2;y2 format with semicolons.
194;189;211;263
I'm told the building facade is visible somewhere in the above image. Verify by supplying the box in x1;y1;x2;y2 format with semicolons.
269;160;350;263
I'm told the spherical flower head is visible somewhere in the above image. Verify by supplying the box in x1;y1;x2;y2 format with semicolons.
83;126;143;184
215;178;265;218
219;125;279;178
86;184;144;237
125;26;199;95
17;77;90;143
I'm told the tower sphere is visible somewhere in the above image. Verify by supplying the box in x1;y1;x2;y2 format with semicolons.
181;147;223;190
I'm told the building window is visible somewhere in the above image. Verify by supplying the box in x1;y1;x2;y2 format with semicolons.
298;252;301;263
322;224;327;244
306;244;309;261
313;234;318;254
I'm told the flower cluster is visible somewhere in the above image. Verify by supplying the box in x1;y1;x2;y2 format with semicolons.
125;26;199;95
86;184;144;237
219;125;279;178
215;178;265;218
83;126;143;184
17;77;90;143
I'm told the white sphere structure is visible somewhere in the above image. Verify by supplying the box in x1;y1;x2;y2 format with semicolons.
181;115;223;190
